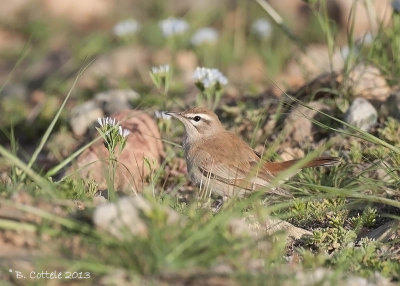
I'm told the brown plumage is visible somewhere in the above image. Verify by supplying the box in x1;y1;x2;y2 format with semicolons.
167;107;339;198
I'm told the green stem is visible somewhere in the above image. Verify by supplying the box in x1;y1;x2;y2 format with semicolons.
108;153;117;201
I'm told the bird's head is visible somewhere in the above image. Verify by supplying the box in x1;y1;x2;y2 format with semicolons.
166;107;224;143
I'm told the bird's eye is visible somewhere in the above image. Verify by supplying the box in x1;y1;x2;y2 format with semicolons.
193;116;201;122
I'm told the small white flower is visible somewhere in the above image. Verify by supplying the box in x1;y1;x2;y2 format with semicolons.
191;27;218;46
98;117;119;128
123;129;130;138
113;19;140;37
193;67;228;88
251;18;272;39
151;64;170;75
118;126;130;138
159;17;188;37
154;110;171;120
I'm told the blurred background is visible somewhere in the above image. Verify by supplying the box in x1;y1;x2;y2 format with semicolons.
0;0;396;163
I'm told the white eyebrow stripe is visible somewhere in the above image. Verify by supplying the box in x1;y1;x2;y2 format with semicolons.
185;113;213;122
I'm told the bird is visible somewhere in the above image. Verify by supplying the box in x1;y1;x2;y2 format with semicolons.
166;107;339;199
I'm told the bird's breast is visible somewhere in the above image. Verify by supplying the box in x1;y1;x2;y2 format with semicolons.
184;144;206;184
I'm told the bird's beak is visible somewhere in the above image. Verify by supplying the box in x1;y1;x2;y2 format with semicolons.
164;112;182;119
165;112;189;125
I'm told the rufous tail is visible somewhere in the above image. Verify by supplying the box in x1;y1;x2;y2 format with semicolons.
304;156;340;167
264;156;340;176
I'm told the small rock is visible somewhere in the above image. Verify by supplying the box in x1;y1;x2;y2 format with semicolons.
70;100;104;136
72;110;164;193
93;196;151;239
345;98;377;131
280;147;305;161
362;220;399;242
345;64;391;102
374;169;392;183
231;216;311;241
93;196;181;240
263;217;311;240
284;101;332;144
94;89;139;115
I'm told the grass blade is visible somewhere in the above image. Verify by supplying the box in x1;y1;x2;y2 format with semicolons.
0;39;30;95
0;218;36;232
0;145;54;195
46;135;102;177
23;59;95;180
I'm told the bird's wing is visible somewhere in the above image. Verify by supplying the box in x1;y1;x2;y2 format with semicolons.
194;148;291;196
190;134;276;191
